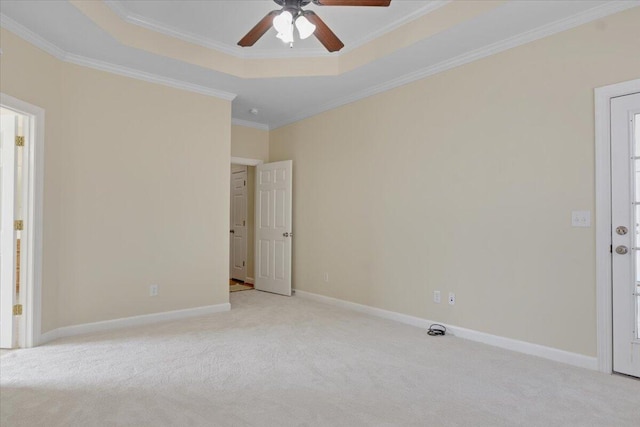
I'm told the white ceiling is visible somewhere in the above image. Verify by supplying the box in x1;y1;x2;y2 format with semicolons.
106;0;440;58
0;1;637;129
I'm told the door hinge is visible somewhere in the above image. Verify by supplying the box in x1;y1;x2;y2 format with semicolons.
15;136;25;147
244;180;246;186
14;220;23;231
243;220;246;226
610;245;613;254
243;261;245;267
13;304;22;316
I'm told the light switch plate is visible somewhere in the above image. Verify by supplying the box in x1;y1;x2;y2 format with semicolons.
571;211;591;227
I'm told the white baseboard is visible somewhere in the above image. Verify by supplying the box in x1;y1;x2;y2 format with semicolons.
294;290;598;371
38;302;231;345
245;277;255;285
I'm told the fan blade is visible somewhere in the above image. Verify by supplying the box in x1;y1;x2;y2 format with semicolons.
314;0;391;6
304;11;344;53
238;10;279;47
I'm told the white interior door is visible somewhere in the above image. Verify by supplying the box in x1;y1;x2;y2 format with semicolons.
611;92;640;378
0;114;17;349
230;167;247;281
255;160;292;296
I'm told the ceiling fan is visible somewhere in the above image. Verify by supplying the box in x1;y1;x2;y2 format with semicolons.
238;0;392;53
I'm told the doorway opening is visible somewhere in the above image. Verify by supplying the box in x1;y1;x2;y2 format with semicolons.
230;162;256;293
0;93;44;350
0;107;27;349
228;157;293;297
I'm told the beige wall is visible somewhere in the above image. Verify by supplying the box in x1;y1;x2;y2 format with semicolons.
231;125;269;162
270;8;640;357
1;29;231;332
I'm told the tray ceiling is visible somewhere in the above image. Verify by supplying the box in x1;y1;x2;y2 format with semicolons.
0;1;637;129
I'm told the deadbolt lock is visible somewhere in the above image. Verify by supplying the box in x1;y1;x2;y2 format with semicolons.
615;245;629;255
616;226;628;235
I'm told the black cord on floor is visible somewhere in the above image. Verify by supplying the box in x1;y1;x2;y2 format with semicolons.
427;324;446;336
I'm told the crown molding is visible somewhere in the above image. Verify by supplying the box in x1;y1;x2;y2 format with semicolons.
0;14;66;60
104;0;331;59
104;0;449;59
3;1;638;129
0;14;236;102
340;0;450;54
270;1;639;129
231;118;270;131
65;54;237;101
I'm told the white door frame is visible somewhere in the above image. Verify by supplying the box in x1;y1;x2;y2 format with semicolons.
0;93;44;348
595;78;640;374
230;157;264;285
231;157;264;167
230;166;248;281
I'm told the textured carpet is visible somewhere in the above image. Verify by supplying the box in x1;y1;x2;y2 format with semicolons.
1;290;639;427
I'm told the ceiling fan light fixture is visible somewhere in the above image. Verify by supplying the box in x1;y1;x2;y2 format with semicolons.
295;15;316;40
276;31;294;44
239;0;391;52
274;10;294;44
273;10;293;34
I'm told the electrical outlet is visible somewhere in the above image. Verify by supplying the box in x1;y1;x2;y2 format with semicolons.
571;210;591;227
448;292;455;305
150;284;159;297
323;272;329;283
433;290;441;304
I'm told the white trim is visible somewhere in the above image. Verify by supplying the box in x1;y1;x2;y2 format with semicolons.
341;0;450;55
0;14;236;102
3;2;637;129
295;290;598;371
270;1;639;129
0;14;66;60
231;118;270;131
64;54;236;101
0;93;45;349
594;78;640;374
104;0;329;59
38;303;231;344
104;0;450;59
245;277;255;285
231;157;264;166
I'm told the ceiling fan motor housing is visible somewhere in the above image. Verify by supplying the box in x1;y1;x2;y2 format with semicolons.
274;0;312;8
273;0;309;18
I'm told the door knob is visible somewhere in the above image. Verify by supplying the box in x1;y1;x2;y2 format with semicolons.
283;232;289;237
615;245;628;255
616;226;628;235
230;230;235;233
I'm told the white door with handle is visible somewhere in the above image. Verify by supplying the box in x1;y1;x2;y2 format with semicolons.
0;114;18;348
611;92;640;378
255;160;292;296
230;167;247;282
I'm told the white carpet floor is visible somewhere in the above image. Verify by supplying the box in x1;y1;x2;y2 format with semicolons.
1;290;639;427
